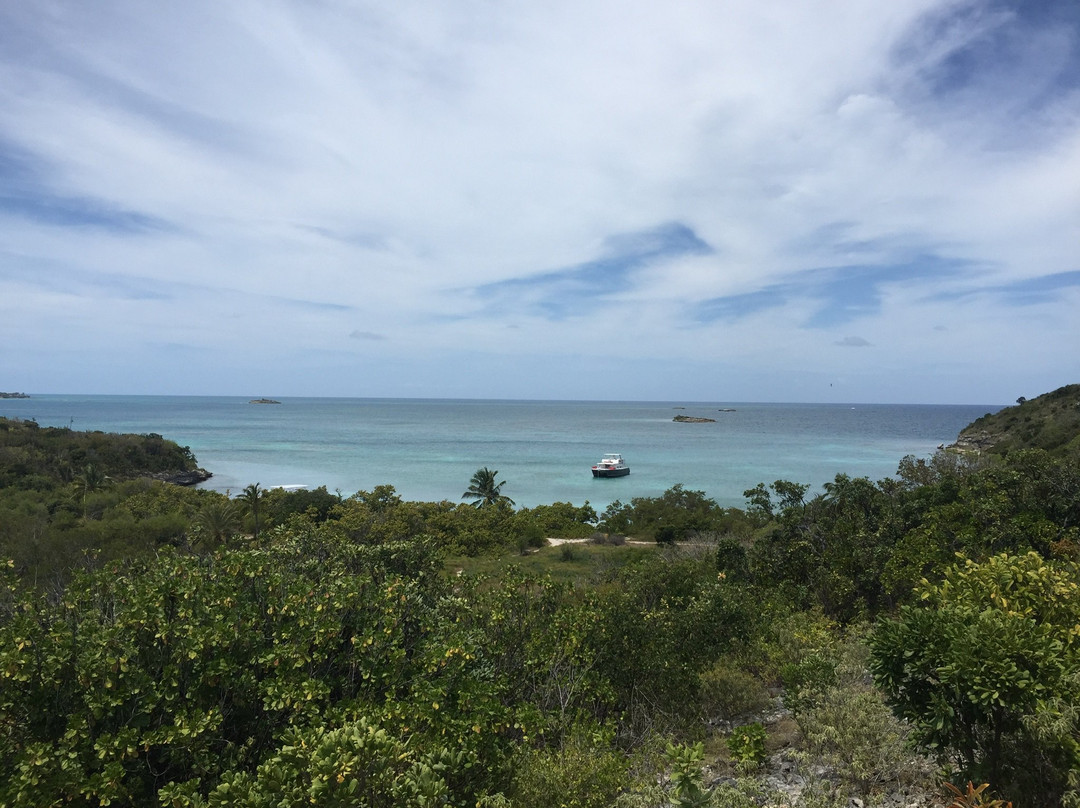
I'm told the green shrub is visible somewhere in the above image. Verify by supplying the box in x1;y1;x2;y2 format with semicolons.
799;682;934;798
508;723;629;808
517;520;545;554
715;536;750;581
726;723;767;772
159;719;453;808
599;485;731;541
780;654;837;716
0;535;504;807
516;502;597;540
748;607;839;685
871;552;1080;807
588;531;626;546
698;662;771;721
656;524;679;545
665;742;711;808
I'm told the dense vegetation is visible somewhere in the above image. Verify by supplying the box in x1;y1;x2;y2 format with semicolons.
2;389;1080;807
0;416;202;489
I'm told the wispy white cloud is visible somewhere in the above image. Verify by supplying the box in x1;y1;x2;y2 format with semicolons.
693;255;973;327
836;336;872;348
0;0;1077;402
349;330;386;341
469;222;712;319
932;269;1080;305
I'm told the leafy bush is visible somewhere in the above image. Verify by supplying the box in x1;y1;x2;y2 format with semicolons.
160;719;454;808
0;532;511;807
508;723;630;808
263;485;342;525
715;536;750;580
742;607;838;693
698;662;771;721
599;485;741;542
515;502;597;540
726;723;767;772
871;552;1080;807
665;741;711;807
799;682;934;798
780;654;837;717
589;531;626;546
584;556;762;738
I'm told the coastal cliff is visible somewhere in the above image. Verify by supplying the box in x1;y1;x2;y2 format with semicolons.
949;383;1080;457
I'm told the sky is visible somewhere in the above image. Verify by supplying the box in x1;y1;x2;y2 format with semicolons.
1;0;1078;404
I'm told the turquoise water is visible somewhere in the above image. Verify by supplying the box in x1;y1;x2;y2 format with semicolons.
1;396;1001;510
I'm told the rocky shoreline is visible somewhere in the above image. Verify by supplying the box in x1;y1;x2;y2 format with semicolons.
945;429;997;454
147;468;213;486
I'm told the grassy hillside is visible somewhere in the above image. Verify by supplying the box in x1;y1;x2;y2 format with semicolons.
953;383;1080;457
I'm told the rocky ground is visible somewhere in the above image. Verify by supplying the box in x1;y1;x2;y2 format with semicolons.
703;701;939;808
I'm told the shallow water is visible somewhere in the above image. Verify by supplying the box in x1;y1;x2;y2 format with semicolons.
2;396;1001;510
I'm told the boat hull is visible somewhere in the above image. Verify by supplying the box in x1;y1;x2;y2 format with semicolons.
592;467;630;478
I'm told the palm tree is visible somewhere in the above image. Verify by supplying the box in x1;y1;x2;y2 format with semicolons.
72;463;109;518
192;499;242;548
462;467;515;508
238;483;264;541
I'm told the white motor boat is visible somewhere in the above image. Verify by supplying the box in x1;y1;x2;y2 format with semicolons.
591;453;630;478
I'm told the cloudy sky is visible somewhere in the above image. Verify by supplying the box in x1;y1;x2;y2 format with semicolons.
1;0;1078;403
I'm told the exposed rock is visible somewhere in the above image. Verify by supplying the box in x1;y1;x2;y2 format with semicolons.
0;392;30;398
946;429;997;454
745;749;936;808
704;698;938;808
946;383;1080;459
148;468;213;486
249;398;281;404
673;414;716;423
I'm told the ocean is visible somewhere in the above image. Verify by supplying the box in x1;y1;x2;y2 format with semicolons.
0;396;1001;511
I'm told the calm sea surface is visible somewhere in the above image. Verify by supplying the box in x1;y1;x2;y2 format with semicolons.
1;396;1001;510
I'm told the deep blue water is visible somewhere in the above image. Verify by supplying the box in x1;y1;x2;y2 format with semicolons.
0;396;1001;510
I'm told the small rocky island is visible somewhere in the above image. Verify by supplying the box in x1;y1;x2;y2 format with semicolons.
249;398;282;404
673;414;716;423
0;392;30;399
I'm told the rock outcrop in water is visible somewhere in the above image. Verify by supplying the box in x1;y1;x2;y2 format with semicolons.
148;468;213;486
